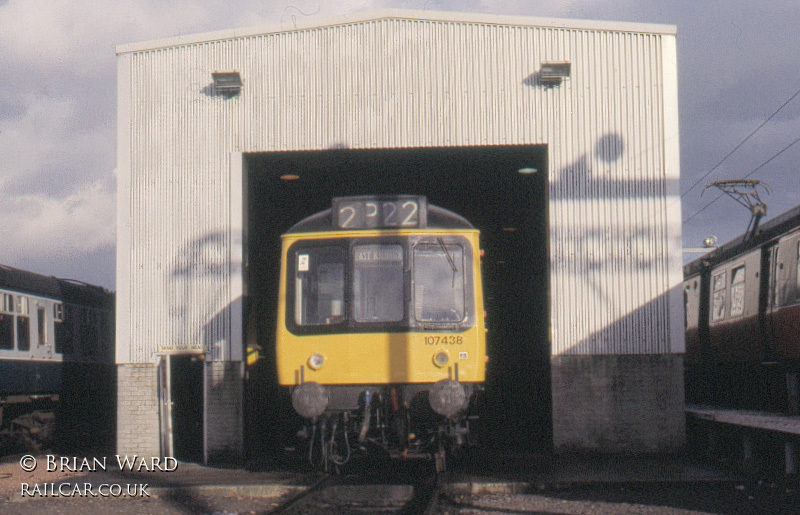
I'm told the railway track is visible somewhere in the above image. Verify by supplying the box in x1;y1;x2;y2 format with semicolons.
270;468;441;514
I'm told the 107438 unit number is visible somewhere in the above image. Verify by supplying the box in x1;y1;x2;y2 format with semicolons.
424;335;463;345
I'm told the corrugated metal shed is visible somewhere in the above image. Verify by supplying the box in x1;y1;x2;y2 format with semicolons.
116;9;682;364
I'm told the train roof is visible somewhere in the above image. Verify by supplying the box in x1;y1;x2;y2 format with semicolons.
0;264;61;299
285;201;474;234
0;264;113;308
684;203;800;276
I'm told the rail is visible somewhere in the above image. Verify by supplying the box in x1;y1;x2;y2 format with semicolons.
267;471;440;514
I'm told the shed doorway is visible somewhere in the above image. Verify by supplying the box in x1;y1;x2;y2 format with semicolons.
244;145;550;456
158;354;204;462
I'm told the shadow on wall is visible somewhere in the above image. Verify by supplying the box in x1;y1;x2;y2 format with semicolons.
557;283;683;356
547;134;683;451
166;232;246;464
169;231;240;358
522;71;565;89
200;84;241;99
552;133;636;195
546;132;680;353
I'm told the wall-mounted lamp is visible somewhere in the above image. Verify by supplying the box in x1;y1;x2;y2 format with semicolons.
539;61;571;86
211;71;242;96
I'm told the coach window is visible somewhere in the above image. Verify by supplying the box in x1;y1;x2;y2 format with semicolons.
294;246;345;326
353;244;404;323
413;242;466;322
711;271;726;322
730;266;746;317
16;296;30;351
0;294;13;350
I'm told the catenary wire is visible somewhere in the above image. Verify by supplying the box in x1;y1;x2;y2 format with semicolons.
682;133;800;226
681;84;800;200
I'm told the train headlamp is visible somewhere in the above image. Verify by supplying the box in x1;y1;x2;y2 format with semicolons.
308;353;325;370
429;379;467;418
433;351;449;368
292;382;329;419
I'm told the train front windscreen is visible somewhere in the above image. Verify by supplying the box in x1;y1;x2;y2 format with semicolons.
285;236;475;335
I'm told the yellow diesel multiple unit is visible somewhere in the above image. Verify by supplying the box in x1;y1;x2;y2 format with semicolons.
276;196;485;470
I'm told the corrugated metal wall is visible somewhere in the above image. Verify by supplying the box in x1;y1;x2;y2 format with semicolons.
116;11;682;363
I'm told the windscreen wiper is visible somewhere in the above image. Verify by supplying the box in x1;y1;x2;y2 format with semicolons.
437;238;458;278
437;238;457;272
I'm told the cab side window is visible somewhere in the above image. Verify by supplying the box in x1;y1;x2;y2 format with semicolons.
293;246;346;326
413;243;466;323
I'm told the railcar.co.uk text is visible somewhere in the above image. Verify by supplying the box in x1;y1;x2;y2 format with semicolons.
20;482;150;498
16;454;177;498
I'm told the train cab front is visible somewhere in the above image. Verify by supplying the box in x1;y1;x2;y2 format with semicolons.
274;196;486;471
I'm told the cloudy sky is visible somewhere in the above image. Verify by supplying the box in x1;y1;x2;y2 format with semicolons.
1;0;799;289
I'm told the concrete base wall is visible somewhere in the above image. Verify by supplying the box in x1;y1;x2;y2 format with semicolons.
117;363;160;457
205;361;244;465
551;354;685;453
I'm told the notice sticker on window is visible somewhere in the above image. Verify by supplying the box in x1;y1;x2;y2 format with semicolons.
298;254;309;272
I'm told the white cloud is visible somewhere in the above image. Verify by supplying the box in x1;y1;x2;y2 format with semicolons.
0;93;114;195
0;177;115;261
